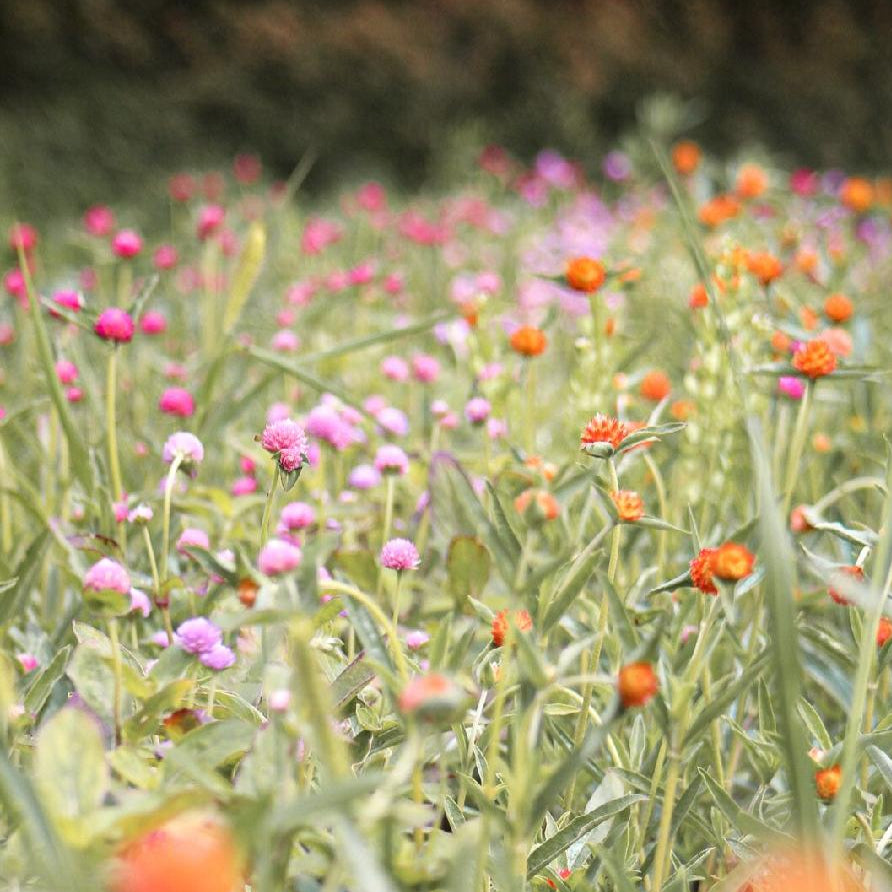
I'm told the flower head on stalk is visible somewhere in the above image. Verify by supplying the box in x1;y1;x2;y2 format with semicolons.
580;413;629;459
162;432;204;477
260;418;308;489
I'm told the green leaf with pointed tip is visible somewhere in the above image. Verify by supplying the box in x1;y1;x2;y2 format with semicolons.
23;645;71;715
0;531;50;626
446;536;492;606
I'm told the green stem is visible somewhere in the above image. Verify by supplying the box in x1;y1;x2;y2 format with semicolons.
142;525;172;645
260;467;278;551
0;439;11;555
108;617;123;745
106;349;126;547
607;460;621;584
160;455;183;588
782;381;813;516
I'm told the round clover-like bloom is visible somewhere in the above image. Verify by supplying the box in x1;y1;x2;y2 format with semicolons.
348;463;382;489
175;617;223;655
176;528;209;556
94;307;135;342
84;558;131;594
259;539;302;576
261;418;307;454
380;538;420;571
199;643;236;670
279;501;316;532
159;387;195;417
374;445;409;476
111;229;143;258
163;432;205;468
464;397;491;425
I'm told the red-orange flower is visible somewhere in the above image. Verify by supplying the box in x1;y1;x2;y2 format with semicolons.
823;292;853;323
792;340;836;378
735;163;768;199
491;609;533;648
111;813;242;892
877;617;892;647
740;849;865;892
688;283;709;309
840;177;874;213
509;325;547;357
815;764;842;801
789;505;813;534
828;565;863;606
580;414;629;454
618;662;658;708
565;257;606;293
672;140;701;176
515;488;560;522
746;251;784;286
238;578;259;608
698;194;740;227
711;542;755;581
398;673;466;722
640;370;671;401
689;547;718;595
670;399;695;421
610;490;644;523
524;455;557;481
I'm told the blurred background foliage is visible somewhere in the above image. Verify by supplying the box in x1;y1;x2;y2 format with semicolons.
2;0;892;217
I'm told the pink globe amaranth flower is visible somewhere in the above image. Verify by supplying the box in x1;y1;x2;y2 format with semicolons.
377;407;409;438
374;445;409;476
83;558;131;594
232;475;258;496
66;387;83;403
199;643;236;670
464;397;491;425
487;417;507;440
175;617;222;654
240;454;257;475
380;538;420;571
140;310;167;334
348;463;381;489
261;418;308;455
268;689;291;712
234;151;262;183
9;222;37;253
286;281;317;306
162;431;204;467
380;355;410;382
129;588;152;617
301;218;343;255
266;402;291;424
128;503;153;524
305;405;352;451
778;376;806;400
113;499;129;523
279;501;315;532
112;229;143;259
411;354;440;383
197;204;225;240
17;653;39;673
790;168;819;197
430;399;450;417
4;268;25;299
50;289;83;317
176;527;209;556
364;394;388;415
159;387;195;418
383;273;404;294
357;182;387;212
259;539;302;576
153;244;179;270
0;323;14;345
55;359;78;384
348;262;375;286
169;172;196;202
276;308;295;327
405;629;430;650
83;205;115;237
271;329;300;352
94;307;134;342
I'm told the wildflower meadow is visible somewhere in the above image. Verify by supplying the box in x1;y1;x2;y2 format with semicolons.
2;136;892;892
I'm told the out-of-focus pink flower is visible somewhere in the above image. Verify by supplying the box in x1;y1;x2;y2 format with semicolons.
819;327;853;358
83;205;115;237
464;397;491;425
272;330;300;352
83;558;131;595
234;153;262;184
357;182;387;212
51;290;83;317
176;527;209;556
112;229;142;259
778;376;806;400
375;445;409;476
301;218;343;255
169;173;196;202
94;308;134;342
259;539;302;576
140;310;167;335
55;359;78;384
348;463;381;489
8;223;38;253
197;204;225;240
159;387;195;417
153;244;179;270
232;476;258;496
411;354;440;383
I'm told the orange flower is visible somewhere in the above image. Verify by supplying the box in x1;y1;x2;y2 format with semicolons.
491;608;533;648
610;490;644;523
580;413;629;454
111;813;242;892
397;673;466;722
746;251;784;286
618;662;658;708
789;505;813;534
876;177;892;207
813;432;832;453
566;256;606;292
689;547;718;595
792;340;836;378
640;370;671;402
238;578;259;608
795;248;819;276
670;399;695;421
698;194;740;227
459;301;479;327
515;488;559;522
711;542;755;581
688;283;709;309
672;140;701;176
771;331;791;354
799;306;819;331
510;325;547;357
740;849;865;892
735;163;768;199
524;455;557;481
815;764;842;801
823;292;853;323
877;617;892;647
828;565;863;606
840;177;874;213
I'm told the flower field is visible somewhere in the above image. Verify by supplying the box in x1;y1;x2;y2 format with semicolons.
1;142;892;891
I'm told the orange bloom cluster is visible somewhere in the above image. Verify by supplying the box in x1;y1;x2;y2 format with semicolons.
746;251;784;286
491;608;533;648
698;194;740;228
691;543;755;590
815;764;842;801
640;369;671;401
580;414;629;451
735;163;768;199
565;256;606;292
515;488;560;521
618;662;658;708
610;490;644;523
823;292;853;323
672;140;701;176
690;547;718;595
840;176;874;213
878;617;892;647
792;339;836;378
509;325;547;357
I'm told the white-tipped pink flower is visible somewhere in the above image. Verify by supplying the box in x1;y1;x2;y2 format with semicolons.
380;538;420;571
162;431;204;474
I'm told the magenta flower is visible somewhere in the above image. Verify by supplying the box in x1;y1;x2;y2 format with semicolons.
175;617;223;654
411;354;440;383
51;289;83;317
380;538;420;571
140;310;167;334
176;528;209;556
279;501;316;532
55;359;78;385
8;222;38;253
153;245;179;270
305;405;352;450
778;376;806;400
159;387;195;417
83;558;131;594
94;308;135;342
111;229;143;259
259;539;302;576
464;397;492;425
348;463;382;489
232;476;258;496
381;356;410;382
83;205;115;237
197;204;225;240
199;643;236;670
261;418;308;455
374;445;409;476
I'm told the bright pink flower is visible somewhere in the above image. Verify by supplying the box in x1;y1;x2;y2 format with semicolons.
17;653;38;673
112;229;143;259
464;397;491;425
348;262;375;286
380;538;420;571
240;455;257;475
67;386;84;403
56;359;78;384
306;405;352;450
140;310;167;334
374;445;409;476
259;539;302;576
3;269;25;300
50;289;83;317
261;419;308;455
159;387;195;417
197;204;225;240
94;308;134;342
411;354;440;383
272;330;300;352
162;432;204;467
278;501;315;532
83;205;115;237
231;475;258;496
176;527;209;555
357;182;387;212
153;244;179;270
381;356;410;382
778;376;806;400
8;223;37;253
301;218;343;255
83;558;131;594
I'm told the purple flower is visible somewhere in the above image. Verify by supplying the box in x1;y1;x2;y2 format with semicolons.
349;463;382;489
175;617;223;655
380;538;420;571
374;445;409;476
464;397;491;425
376;407;409;438
199;643;236;670
259;539;302;576
279;501;316;532
83;558;131;594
